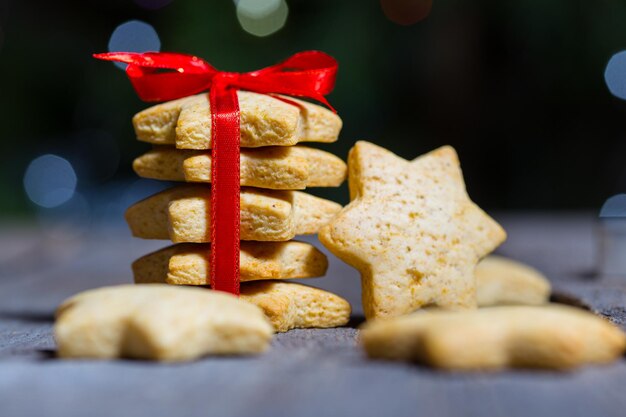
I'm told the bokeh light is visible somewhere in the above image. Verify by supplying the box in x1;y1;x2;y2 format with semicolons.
236;0;288;37
600;194;626;218
134;0;174;10
108;20;161;69
23;155;78;208
605;51;626;100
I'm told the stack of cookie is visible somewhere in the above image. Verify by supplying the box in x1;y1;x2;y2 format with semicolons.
126;92;352;332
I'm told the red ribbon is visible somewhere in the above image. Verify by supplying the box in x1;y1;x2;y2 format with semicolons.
94;51;338;295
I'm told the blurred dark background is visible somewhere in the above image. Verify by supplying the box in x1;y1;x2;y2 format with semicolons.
2;0;626;224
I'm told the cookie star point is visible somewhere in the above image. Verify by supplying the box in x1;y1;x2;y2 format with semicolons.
320;141;506;319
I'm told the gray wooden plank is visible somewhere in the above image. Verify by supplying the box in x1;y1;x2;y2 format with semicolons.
2;213;626;417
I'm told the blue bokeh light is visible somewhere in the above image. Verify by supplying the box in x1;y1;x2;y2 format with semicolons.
600;194;626;218
23;154;78;208
604;51;626;100
108;20;161;70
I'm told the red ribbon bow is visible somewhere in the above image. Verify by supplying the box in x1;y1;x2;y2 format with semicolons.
94;51;338;295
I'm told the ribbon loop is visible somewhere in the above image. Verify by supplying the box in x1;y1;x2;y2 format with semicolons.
95;51;338;295
94;50;337;109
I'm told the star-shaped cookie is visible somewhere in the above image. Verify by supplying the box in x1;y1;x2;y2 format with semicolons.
319;141;506;319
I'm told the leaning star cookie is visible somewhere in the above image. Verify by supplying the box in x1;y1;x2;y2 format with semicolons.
133;241;328;285
133;91;342;149
319;141;506;319
240;281;351;332
126;185;342;242
476;255;551;307
360;304;626;370
55;285;273;361
133;145;347;190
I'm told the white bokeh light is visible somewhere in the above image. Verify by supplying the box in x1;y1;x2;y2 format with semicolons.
236;0;288;37
23;154;78;208
605;51;626;100
108;20;161;69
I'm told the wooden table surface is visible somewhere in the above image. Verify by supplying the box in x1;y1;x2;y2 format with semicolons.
2;213;626;417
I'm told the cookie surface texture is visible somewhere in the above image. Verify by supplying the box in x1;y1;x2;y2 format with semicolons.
319;141;506;319
125;185;342;242
132;145;347;190
55;285;273;361
133;241;328;285
240;281;351;332
476;255;551;307
132;92;342;149
360;304;626;370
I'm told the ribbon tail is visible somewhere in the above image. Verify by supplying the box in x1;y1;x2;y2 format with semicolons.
209;86;241;295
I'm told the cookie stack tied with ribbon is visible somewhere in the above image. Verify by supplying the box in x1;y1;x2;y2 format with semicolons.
96;52;351;333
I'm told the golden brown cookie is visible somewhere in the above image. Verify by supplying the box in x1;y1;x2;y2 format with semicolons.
132;92;342;149
55;285;273;361
360;304;626;370
133;241;328;285
126;185;342;242
476;255;551;307
319;141;506;319
240;281;351;332
133;146;347;190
